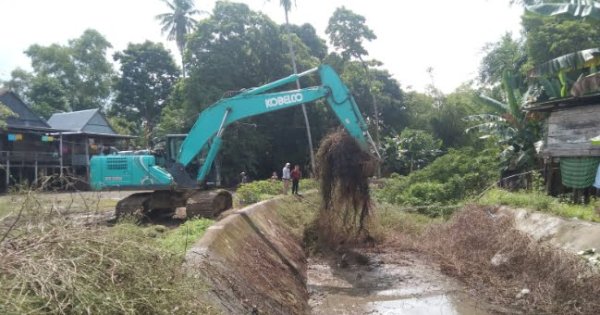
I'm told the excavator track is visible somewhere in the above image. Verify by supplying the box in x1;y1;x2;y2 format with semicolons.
115;189;232;220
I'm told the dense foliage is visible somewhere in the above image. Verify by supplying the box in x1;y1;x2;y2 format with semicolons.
111;41;180;146
376;148;499;215
2;0;596;188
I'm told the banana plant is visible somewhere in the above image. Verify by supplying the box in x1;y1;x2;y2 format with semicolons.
526;0;600;19
529;48;600;97
465;70;541;172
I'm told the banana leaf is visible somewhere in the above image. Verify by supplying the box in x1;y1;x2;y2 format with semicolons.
529;48;600;77
526;0;600;19
538;77;561;98
478;94;509;112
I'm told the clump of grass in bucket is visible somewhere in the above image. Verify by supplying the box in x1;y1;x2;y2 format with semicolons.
315;130;377;245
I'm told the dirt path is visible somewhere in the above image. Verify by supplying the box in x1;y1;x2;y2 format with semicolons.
308;249;497;315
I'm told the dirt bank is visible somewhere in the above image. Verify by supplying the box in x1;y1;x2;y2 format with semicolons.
185;197;308;315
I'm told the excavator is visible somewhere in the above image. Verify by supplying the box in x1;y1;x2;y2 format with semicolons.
89;64;378;219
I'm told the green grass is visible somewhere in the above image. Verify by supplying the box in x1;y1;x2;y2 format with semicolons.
275;194;319;237
375;202;441;236
235;178;318;207
158;218;214;254
478;188;600;222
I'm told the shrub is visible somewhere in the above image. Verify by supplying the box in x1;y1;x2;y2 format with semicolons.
375;148;499;213
159;218;214;254
236;179;282;205
424;205;600;314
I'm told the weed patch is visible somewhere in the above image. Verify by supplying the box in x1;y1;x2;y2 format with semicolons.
0;192;217;315
424;205;600;314
159;218;213;254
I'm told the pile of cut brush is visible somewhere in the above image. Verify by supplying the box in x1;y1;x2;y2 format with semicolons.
315;129;377;245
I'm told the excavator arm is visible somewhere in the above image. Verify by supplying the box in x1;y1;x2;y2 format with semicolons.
171;64;377;185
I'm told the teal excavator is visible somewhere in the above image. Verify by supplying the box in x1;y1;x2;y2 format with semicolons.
90;64;378;219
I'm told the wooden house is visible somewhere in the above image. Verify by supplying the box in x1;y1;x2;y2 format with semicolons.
0;89;62;191
47;108;135;185
525;94;600;198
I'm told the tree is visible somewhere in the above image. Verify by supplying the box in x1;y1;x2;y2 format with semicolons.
479;33;526;86
430;85;479;148
270;0;317;174
326;7;381;160
521;13;600;69
326;7;376;61
28;76;69;118
8;29;114;116
465;71;542;174
2;68;32;102
68;29;114;109
156;0;199;78
383;128;441;174
112;41;180;146
289;24;327;60
0;101;17;129
162;1;322;183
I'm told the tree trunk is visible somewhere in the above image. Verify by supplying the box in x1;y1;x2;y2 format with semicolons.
359;56;381;177
284;9;316;175
179;43;186;78
181;52;186;78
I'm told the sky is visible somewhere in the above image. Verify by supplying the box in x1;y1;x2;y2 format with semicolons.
0;0;524;93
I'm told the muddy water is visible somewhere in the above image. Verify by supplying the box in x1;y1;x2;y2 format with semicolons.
308;252;493;315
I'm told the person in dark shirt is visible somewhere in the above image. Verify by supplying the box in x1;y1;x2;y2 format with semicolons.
291;165;302;195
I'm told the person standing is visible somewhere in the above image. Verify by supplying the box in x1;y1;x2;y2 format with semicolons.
291;164;302;195
282;163;291;194
240;172;248;185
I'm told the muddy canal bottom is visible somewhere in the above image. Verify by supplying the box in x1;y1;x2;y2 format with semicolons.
308;251;492;315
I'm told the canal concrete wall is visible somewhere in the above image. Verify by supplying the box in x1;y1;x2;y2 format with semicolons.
185;197;308;315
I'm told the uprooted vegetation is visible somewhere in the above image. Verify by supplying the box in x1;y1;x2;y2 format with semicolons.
314;130;377;244
0;192;217;315
423;205;600;314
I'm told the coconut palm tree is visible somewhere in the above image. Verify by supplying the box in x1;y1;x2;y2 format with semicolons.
156;0;199;78
271;0;317;174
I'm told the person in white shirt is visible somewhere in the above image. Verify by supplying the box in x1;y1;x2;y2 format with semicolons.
282;162;291;195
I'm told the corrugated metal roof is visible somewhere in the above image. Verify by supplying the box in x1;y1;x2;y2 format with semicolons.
524;93;600;112
48;109;107;132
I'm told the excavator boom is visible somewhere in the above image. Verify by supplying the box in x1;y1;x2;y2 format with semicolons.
90;64;377;220
173;64;376;184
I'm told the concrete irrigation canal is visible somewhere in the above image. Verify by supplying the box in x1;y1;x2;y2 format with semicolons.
184;196;517;315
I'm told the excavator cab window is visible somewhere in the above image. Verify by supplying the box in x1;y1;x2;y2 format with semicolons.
165;134;187;164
